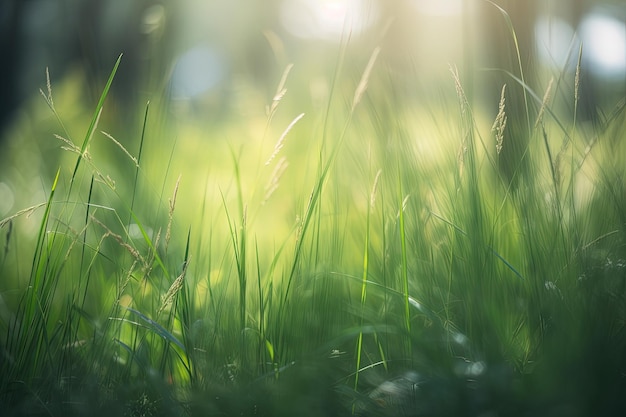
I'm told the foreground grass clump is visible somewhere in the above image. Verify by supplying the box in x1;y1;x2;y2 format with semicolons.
1;45;626;416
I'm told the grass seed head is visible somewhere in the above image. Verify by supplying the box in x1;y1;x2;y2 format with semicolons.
158;258;190;315
534;78;553;130
265;113;304;166
492;84;507;155
352;47;381;112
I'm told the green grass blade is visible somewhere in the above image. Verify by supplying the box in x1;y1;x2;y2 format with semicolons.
69;54;122;191
124;307;185;352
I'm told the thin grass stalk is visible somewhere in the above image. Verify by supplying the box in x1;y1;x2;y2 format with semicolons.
40;67;72;147
220;149;248;374
259;63;294;155
77;176;95;315
487;1;531;134
568;45;585;245
379;183;390;361
68;54;122;195
176;229;194;384
254;240;266;375
28;169;60;303
239;206;247;372
462;0;474;106
127;101;150;230
353;168;379;405
397;167;411;356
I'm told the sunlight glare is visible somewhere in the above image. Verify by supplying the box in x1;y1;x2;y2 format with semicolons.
580;12;626;77
411;0;463;17
534;15;576;68
279;0;379;40
128;223;154;240
170;45;227;99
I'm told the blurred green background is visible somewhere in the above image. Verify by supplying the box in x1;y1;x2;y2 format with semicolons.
1;2;626;415
1;0;625;209
1;0;625;259
1;0;626;332
2;0;625;141
1;0;625;339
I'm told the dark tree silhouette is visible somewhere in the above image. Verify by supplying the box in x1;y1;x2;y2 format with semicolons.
0;0;25;140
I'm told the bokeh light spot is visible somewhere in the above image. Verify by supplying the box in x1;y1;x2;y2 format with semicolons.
280;0;379;40
534;15;576;68
580;12;626;77
411;0;463;16
170;46;226;99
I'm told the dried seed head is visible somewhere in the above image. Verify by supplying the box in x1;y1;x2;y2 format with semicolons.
165;175;181;253
263;157;289;204
449;65;468;115
158;258;190;315
491;84;507;155
265;113;304;166
370;169;382;208
352;47;381;111
534;78;553;130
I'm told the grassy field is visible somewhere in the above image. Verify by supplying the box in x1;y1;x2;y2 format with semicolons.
2;17;626;416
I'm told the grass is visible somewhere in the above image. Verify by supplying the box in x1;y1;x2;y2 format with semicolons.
2;19;626;417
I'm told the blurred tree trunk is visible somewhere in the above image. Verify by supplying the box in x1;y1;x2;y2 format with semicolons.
0;0;24;141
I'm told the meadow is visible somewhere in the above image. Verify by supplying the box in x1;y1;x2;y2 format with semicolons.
1;13;626;416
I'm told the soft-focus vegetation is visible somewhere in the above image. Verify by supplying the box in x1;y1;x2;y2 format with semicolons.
2;5;626;417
